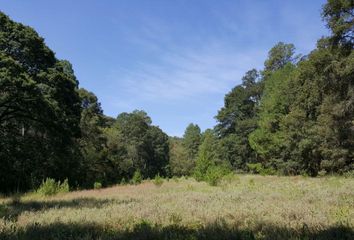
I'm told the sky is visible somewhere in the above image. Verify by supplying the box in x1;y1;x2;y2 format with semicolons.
1;0;329;136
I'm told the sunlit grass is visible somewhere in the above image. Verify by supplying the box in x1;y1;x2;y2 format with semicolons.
0;175;353;239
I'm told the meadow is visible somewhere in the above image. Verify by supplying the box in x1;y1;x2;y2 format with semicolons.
0;175;353;240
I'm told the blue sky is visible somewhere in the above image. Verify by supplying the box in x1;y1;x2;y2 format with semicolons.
1;0;329;136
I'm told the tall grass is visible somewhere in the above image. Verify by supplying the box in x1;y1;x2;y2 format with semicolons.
0;175;353;239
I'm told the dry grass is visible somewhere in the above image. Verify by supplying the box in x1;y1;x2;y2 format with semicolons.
0;175;353;239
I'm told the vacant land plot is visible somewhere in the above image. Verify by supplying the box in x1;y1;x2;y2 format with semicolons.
0;175;353;240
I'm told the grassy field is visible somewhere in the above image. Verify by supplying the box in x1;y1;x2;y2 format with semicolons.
0;175;353;240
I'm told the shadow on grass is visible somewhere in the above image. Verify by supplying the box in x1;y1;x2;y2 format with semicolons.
0;197;137;220
0;220;353;240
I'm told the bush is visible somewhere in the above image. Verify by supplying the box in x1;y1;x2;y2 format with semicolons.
132;170;143;185
246;163;263;174
120;177;127;185
37;178;69;196
205;166;230;186
94;181;102;189
277;161;300;175
153;174;163;187
247;163;276;176
59;179;70;193
343;170;354;178
259;167;276;176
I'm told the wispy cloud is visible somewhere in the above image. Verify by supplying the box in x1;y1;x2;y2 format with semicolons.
99;0;327;135
106;41;265;103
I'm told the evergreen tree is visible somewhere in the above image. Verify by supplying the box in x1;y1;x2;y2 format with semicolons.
215;69;261;170
0;12;81;192
182;123;201;162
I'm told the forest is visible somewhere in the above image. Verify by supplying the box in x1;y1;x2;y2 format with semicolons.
0;0;353;194
0;1;353;239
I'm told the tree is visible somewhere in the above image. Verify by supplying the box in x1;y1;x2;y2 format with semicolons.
282;42;354;175
215;69;261;170
168;137;191;176
145;125;170;177
0;12;82;192
104;110;169;183
249;64;297;172
77;88;108;187
322;0;354;47
182;123;201;161
194;130;219;181
194;129;231;183
263;42;297;76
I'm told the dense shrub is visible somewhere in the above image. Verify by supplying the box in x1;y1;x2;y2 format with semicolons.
259;167;276;176
205;166;231;186
246;163;263;174
37;178;69;196
343;170;354;178
153;174;164;186
94;182;102;189
132;170;143;185
246;163;276;176
120;177;127;185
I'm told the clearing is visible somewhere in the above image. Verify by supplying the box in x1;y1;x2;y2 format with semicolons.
0;175;353;240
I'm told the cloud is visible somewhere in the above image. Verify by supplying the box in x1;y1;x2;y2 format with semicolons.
96;0;328;136
107;44;265;103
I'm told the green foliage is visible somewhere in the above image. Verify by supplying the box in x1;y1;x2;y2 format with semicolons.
246;163;276;176
205;166;231;186
153;174;164;187
193;130;219;181
169;137;192;176
77;88;108;188
322;0;354;47
0;12;81;193
132;170;143;185
94;182;102;190
120;178;127;185
182;123;201;163
37;178;69;196
215;69;262;171
193;130;232;186
59;179;70;193
246;163;263;174
343;170;354;178
263;42;298;75
260;167;276;176
37;178;57;196
248;62;296;165
104;110;170;184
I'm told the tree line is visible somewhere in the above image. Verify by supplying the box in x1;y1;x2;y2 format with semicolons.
0;0;353;193
0;11;170;192
170;0;354;178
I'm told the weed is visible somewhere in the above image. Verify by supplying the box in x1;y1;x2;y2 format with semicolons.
153;174;164;187
94;182;102;190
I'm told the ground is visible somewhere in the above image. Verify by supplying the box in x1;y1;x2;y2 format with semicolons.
0;175;353;240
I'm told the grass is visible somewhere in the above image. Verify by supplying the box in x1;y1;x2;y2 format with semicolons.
0;175;353;239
